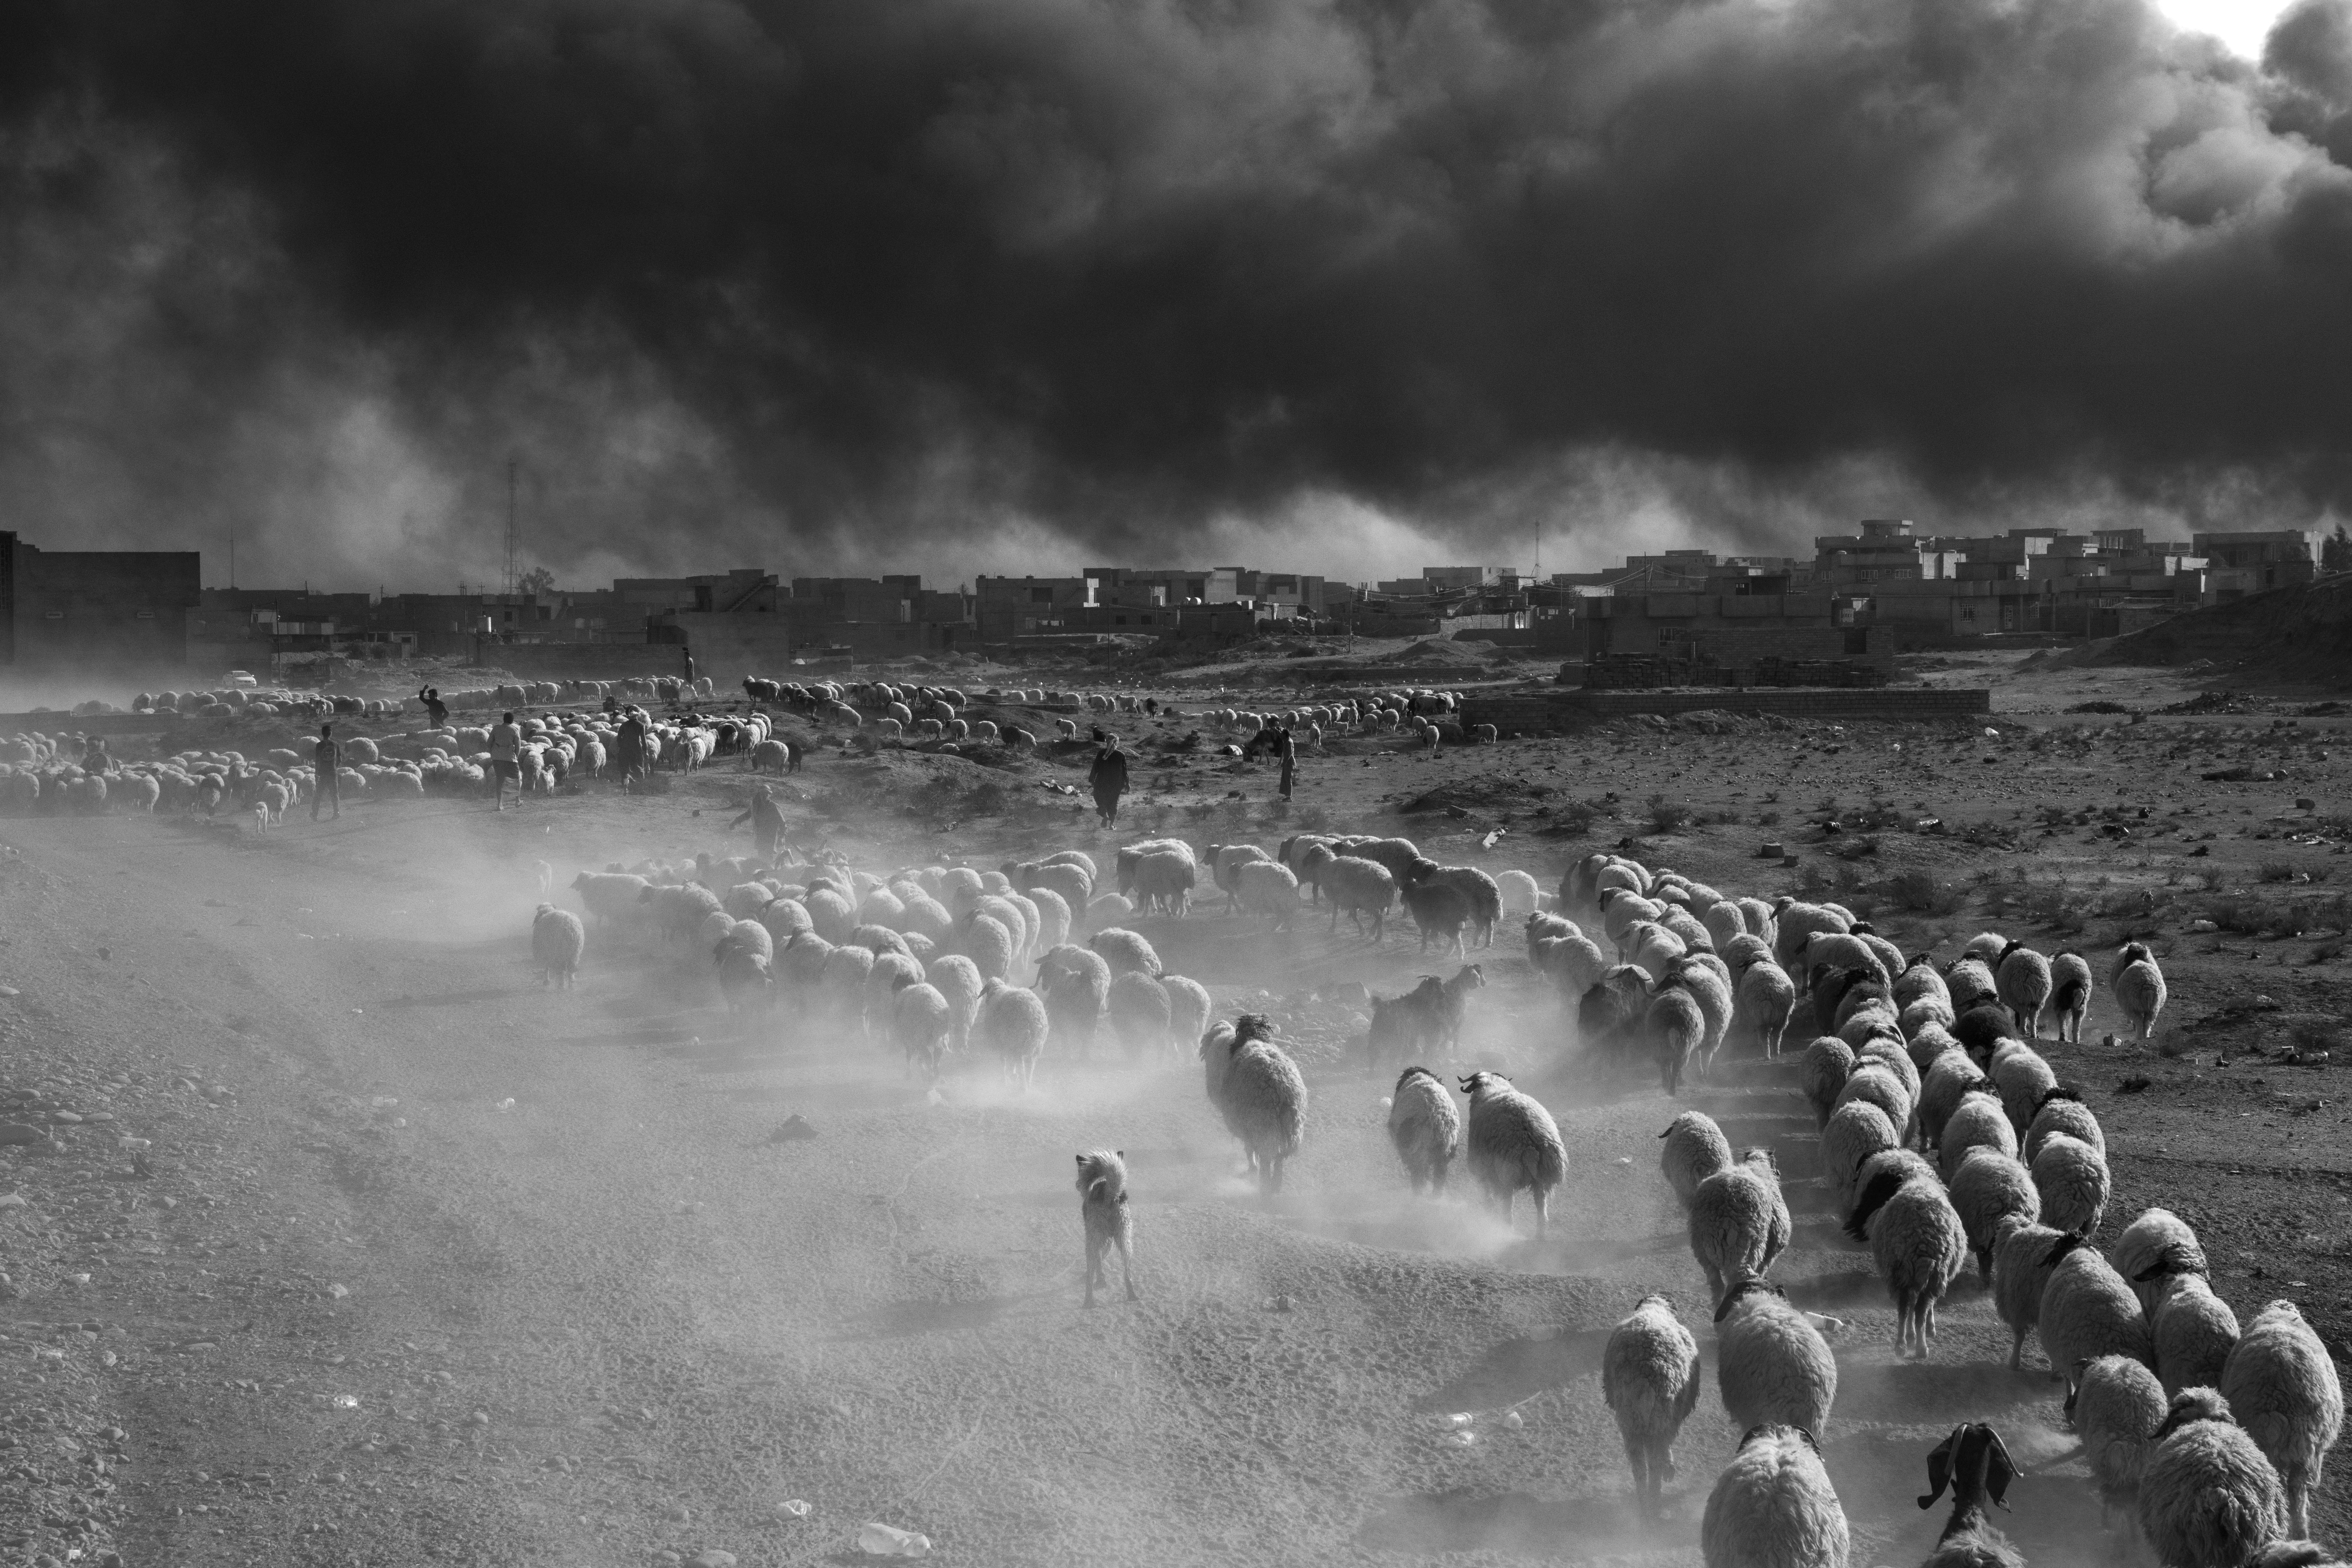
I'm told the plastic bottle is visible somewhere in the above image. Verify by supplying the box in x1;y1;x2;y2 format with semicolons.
858;1522;932;1557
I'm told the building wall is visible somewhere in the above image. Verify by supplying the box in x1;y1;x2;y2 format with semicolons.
3;534;202;670
975;576;1087;642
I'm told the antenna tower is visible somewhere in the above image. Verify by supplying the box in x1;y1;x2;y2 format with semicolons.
503;457;519;596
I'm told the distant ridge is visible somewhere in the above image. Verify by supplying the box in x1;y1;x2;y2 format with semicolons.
2085;574;2352;685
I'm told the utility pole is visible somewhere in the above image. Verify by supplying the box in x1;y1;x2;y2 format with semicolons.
504;457;519;597
228;523;236;589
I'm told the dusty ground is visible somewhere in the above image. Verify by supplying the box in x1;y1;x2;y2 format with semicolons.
2;649;2349;1568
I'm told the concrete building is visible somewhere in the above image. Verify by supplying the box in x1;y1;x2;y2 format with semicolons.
2193;530;2317;597
1;534;202;672
975;575;1088;643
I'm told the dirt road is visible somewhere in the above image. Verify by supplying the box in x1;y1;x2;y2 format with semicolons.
0;711;2346;1566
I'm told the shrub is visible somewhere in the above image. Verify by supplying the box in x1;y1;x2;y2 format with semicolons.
1883;869;1966;916
1644;794;1694;835
2257;860;2299;884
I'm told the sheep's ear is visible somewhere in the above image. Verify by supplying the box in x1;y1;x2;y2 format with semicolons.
1918;1428;1960;1508
1984;1427;2017;1509
1075;1154;1086;1165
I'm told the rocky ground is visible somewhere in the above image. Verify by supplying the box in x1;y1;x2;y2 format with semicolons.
1;648;2348;1567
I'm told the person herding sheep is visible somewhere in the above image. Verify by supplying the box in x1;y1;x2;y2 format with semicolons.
489;710;524;810
731;784;786;860
1090;739;1128;830
418;685;448;727
311;723;341;823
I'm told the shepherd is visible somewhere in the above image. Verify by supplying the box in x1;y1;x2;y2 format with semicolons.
1089;738;1129;831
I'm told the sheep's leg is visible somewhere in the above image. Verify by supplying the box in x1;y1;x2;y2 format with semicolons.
1891;1287;1912;1356
1531;1189;1548;1237
1118;1235;1136;1302
1623;1441;1647;1517
2288;1472;2310;1540
1084;1237;1102;1308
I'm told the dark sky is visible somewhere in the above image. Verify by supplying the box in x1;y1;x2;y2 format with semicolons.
6;0;2352;588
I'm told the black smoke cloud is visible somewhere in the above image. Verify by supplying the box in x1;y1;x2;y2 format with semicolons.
5;0;2352;588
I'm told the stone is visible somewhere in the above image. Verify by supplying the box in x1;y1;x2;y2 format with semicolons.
0;1124;44;1146
685;1554;737;1568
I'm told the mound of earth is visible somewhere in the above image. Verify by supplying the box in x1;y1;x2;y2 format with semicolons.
2087;573;2352;684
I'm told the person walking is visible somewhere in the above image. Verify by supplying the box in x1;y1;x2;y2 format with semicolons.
1274;721;1296;800
418;686;448;727
489;710;523;810
731;783;788;861
615;708;647;791
312;723;342;821
1089;738;1129;831
80;734;112;775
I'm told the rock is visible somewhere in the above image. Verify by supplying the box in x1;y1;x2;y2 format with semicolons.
1757;842;1784;859
686;1554;737;1568
769;1115;817;1142
0;1124;44;1146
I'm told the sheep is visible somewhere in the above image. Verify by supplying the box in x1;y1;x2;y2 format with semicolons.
1700;1422;1846;1568
1819;1100;1899;1212
2153;1273;2242;1395
1918;1047;1988;1152
1160;974;1211;1058
1847;1154;1968;1357
2138;1390;2290;1568
2114;1207;2210;1314
1832;1059;1913;1146
1770;898;1852;979
927;954;983;1052
531;904;586;987
1799;1037;1854;1132
571;870;653;928
1089;927;1162;978
1991;1218;2074;1370
1714;1278;1840;1435
1213;1015;1307;1194
1231;859;1302;926
1659;1110;1734;1211
1987;1040;2057;1141
1937;1088;2016;1182
1602;1294;1702;1520
2072;1353;2169;1535
1107;971;1173;1055
1916;1424;2021;1568
1578;965;1654;1058
2114;941;2168;1039
976;977;1049;1089
1401;877;1473;958
1991;940;2053;1037
2221;1301;2345;1539
1387;1067;1461;1195
1312;853;1397;940
2050;950;2094;1044
1666;956;1734;1076
1946;954;2000;1013
1650;982;1708;1096
1496;869;1541;917
2032;1130;2111;1244
1129;851;1197;917
1901;994;1958;1038
2041;1244;2154;1399
819;941;877;1028
1008;858;1092;913
1459;1071;1567;1234
1399;861;1504;948
1736;957;1798;1060
1689;1149;1792;1306
1949;1146;2041;1286
892;982;953;1082
1036;944;1111;1059
1076;1150;1137;1307
2024;1085;2105;1166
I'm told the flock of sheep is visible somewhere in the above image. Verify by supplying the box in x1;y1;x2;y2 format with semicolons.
1515;850;2342;1568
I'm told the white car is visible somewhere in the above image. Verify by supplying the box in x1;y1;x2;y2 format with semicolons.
225;670;258;688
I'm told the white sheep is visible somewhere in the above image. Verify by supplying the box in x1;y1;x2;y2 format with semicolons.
1991;1217;2073;1371
1460;1071;1566;1235
1735;957;1797;1060
1090;927;1163;978
2074;1352;2169;1536
1800;1037;1854;1132
1161;975;1211;1058
1314;853;1398;941
1231;859;1302;927
2114;1207;2209;1315
892;982;953;1081
1919;1048;1988;1153
1495;870;1540;917
531;904;585;987
927;953;984;1052
1076;1150;1137;1307
1036;944;1111;1059
2041;1243;2153;1399
1989;1040;2058;1140
2019;1108;2104;1226
1847;1155;1967;1358
2220;1301;2345;1539
1107;970;1172;1055
1688;1149;1791;1306
2152;1273;2242;1395
1832;1059;1913;1147
1715;1285;1839;1440
2113;942;2168;1040
2050;950;2094;1044
2138;1390;2289;1568
1939;1088;2017;1184
2024;1086;2105;1166
976;977;1049;1090
1387;1066;1461;1195
1948;1145;2040;1289
1659;1110;1734;1211
1602;1294;1702;1520
1209;1015;1306;1194
571;870;653;928
1649;983;1707;1097
1700;1422;1846;1568
960;912;1017;981
1130;852;1197;918
1819;1100;1898;1212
